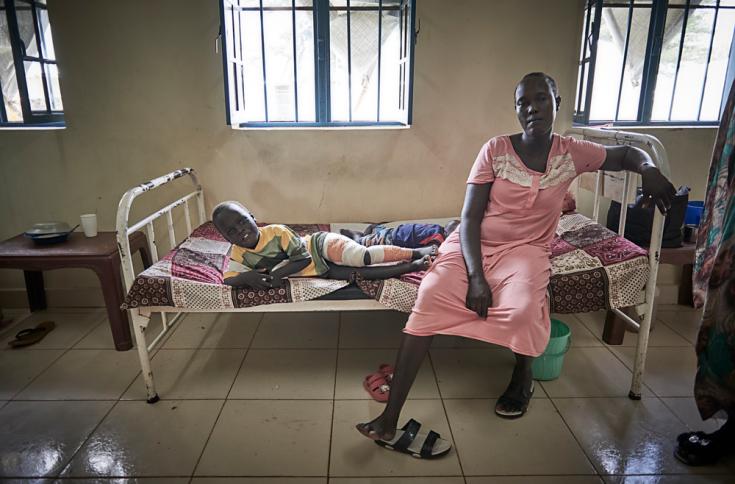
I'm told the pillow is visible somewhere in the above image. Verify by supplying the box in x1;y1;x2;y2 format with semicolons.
562;190;577;214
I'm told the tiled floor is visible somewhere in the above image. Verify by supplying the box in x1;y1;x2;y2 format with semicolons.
0;305;733;482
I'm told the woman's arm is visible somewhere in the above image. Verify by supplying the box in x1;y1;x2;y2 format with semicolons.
600;145;677;214
460;183;493;318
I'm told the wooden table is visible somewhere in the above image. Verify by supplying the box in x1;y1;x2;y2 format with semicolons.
602;241;696;344
0;231;150;350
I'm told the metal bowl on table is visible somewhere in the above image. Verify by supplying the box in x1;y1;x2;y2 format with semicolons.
24;222;78;245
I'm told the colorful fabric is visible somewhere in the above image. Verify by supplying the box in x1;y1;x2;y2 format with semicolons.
359;226;394;246
123;212;649;318
123;223;339;309
693;80;735;420
300;232;331;276
360;223;446;247
403;134;609;356
393;224;446;247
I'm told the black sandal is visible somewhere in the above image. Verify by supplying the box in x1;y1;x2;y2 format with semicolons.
374;418;452;459
674;431;735;466
495;381;535;419
7;320;55;348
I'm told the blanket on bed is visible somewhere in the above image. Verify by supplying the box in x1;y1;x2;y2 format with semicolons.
122;215;648;313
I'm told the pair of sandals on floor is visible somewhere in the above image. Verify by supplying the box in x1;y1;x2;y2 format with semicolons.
361;363;534;458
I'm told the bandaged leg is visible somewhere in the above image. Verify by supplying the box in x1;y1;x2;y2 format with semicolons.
365;245;415;264
322;233;413;266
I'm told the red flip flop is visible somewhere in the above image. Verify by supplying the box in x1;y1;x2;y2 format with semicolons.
363;372;391;402
378;363;394;381
363;363;395;402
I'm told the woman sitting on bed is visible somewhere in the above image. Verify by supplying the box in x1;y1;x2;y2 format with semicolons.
355;72;677;459
212;202;433;290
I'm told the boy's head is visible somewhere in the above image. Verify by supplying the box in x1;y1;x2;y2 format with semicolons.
212;201;259;248
445;219;460;236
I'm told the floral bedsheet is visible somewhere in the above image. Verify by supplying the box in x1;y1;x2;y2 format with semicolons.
123;214;648;314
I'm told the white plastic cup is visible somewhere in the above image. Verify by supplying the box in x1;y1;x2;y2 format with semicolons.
80;214;98;237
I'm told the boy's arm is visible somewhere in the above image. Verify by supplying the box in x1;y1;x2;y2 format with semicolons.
269;257;312;287
267;225;313;287
224;270;273;289
224;245;274;289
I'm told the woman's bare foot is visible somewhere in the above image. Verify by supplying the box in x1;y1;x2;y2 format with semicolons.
412;246;438;260
495;364;534;418
502;367;533;402
356;414;397;441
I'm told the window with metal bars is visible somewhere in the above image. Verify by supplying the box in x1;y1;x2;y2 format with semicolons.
0;0;64;126
219;0;416;128
575;0;735;126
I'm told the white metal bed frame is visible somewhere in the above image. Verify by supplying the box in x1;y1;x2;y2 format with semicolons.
116;128;669;404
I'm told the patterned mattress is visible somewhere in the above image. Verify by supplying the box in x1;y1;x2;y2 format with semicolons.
122;214;649;314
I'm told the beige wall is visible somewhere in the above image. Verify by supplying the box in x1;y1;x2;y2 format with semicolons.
0;0;718;306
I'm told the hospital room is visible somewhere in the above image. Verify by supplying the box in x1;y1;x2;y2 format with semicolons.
2;0;735;481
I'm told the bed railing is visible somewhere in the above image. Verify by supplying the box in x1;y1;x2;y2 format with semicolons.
115;168;206;357
565;127;668;399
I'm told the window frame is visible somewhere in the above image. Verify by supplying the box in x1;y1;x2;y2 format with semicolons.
218;0;417;129
0;0;64;127
574;0;735;127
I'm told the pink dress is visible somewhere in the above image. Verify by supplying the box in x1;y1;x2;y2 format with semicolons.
404;134;606;356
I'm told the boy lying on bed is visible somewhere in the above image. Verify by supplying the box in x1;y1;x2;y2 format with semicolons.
212;201;432;290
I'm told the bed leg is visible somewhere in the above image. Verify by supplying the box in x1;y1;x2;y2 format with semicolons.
630;290;654;399
131;311;160;403
629;211;665;400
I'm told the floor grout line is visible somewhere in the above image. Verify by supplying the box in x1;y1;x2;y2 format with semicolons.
325;311;343;479
545;392;603;477
50;312;173;478
189;312;266;479
657;314;700;345
3;310;108;398
428;346;468;479
603;344;660;397
7;345;75;401
52;398;123;479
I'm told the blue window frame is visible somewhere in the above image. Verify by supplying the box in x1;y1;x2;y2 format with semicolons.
219;0;417;128
0;0;64;127
575;0;735;126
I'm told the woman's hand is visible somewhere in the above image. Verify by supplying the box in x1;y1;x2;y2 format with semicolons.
224;271;273;290
466;274;492;319
640;166;676;214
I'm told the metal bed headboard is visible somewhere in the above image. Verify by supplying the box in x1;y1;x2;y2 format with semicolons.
115;168;206;351
116;167;206;292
